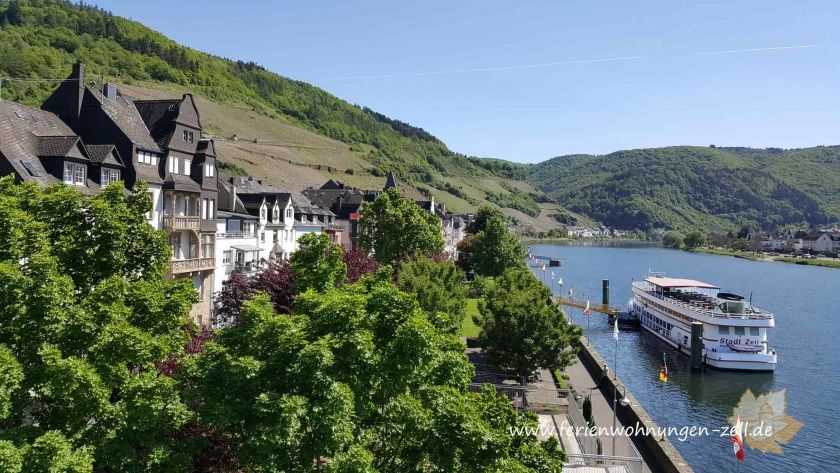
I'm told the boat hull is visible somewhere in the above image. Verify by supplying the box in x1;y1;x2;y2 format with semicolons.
629;293;777;372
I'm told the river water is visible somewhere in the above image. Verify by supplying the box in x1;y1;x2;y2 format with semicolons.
528;241;840;472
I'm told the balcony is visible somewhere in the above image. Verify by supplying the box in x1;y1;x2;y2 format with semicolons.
217;231;254;239
164;216;200;231
170;257;214;274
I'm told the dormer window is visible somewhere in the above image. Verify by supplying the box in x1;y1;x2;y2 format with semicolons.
273;206;280;222
63;162;86;186
183;130;194;143
286;208;292;219
204;163;215;177
260;206;267;220
101;168;120;186
137;151;159;165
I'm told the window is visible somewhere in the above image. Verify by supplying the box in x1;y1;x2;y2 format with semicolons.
182;130;194;143
261;232;265;243
183;130;188;142
101;168;120;186
184;159;191;174
208;199;215;219
260;206;267;220
286;208;292;219
137;151;159;165
168;156;179;174
201;234;214;258
273;207;279;222
63;162;86;186
749;327;759;336
189;131;194;143
169;233;181;259
734;327;745;336
719;326;730;336
204;163;215;177
222;250;232;264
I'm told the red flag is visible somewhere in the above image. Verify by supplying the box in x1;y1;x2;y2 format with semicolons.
731;414;745;462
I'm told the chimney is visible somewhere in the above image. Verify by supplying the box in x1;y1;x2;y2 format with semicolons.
72;62;85;122
103;83;118;100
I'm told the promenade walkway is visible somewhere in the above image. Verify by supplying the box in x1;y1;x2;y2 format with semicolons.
563;354;653;473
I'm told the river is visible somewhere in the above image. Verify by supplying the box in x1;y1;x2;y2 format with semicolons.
528;241;840;472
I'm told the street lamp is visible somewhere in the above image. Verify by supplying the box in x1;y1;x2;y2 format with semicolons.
612;384;629;456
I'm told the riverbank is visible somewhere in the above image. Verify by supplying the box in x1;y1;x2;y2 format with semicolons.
692;247;840;269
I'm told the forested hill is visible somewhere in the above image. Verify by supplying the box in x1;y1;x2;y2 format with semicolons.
527;146;840;231
0;0;523;185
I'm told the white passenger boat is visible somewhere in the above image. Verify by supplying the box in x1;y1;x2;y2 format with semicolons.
629;274;777;371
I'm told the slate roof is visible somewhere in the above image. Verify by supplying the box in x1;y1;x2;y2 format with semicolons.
0;102;96;192
163;172;203;193
133;99;180;148
217;178;249;214
36;135;83;158
85;144;123;167
85;86;161;153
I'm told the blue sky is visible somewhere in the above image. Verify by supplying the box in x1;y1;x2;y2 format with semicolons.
92;0;839;162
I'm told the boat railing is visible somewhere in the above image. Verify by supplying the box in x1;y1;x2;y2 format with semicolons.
632;282;773;320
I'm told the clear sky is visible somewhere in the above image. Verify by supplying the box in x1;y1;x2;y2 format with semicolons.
92;0;839;163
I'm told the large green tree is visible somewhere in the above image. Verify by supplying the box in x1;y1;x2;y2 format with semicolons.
477;268;581;385
290;233;347;293
397;256;468;334
181;278;566;472
468;213;526;277
0;178;197;472
358;188;444;267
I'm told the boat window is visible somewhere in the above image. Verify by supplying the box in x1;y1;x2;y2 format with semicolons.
734;327;745;336
719;326;730;335
749;327;759;336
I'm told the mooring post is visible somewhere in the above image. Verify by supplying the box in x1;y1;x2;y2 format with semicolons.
691;322;703;370
602;279;610;306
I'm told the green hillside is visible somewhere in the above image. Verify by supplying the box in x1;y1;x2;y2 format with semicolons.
527;146;838;231
0;0;568;230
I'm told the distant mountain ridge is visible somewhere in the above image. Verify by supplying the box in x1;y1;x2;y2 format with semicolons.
527;146;840;231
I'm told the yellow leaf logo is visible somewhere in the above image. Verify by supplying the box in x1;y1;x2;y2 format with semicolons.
728;388;803;455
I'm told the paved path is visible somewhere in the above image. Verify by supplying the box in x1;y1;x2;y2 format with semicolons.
563;353;652;473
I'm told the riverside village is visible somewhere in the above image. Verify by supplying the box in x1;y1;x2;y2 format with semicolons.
0;2;832;472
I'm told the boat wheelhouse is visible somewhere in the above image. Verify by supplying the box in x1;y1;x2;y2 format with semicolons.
629;274;777;371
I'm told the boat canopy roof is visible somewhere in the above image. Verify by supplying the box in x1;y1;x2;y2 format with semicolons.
645;277;719;289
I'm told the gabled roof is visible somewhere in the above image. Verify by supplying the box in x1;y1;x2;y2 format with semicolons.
0;102;93;190
134;94;201;149
85;144;123;167
196;139;216;157
36;135;83;158
84;86;161;153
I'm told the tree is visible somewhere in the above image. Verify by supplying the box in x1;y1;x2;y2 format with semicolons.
661;231;685;249
291;233;347;293
470;214;526;277
683;230;707;249
358;188;444;267
214;261;294;324
468;206;506;234
0;178;196;472
397;256;468;334
343;249;380;284
477;268;581;385
181;278;566;472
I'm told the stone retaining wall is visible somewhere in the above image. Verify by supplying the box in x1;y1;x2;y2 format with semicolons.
577;339;694;473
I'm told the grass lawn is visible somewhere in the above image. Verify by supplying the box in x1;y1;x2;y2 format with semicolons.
460;298;481;338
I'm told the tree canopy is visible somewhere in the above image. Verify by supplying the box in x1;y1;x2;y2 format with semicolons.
461;210;526;277
291;233;347;293
181;278;566;472
358;189;444;267
0;177;197;472
477;268;581;385
397;256;468;334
